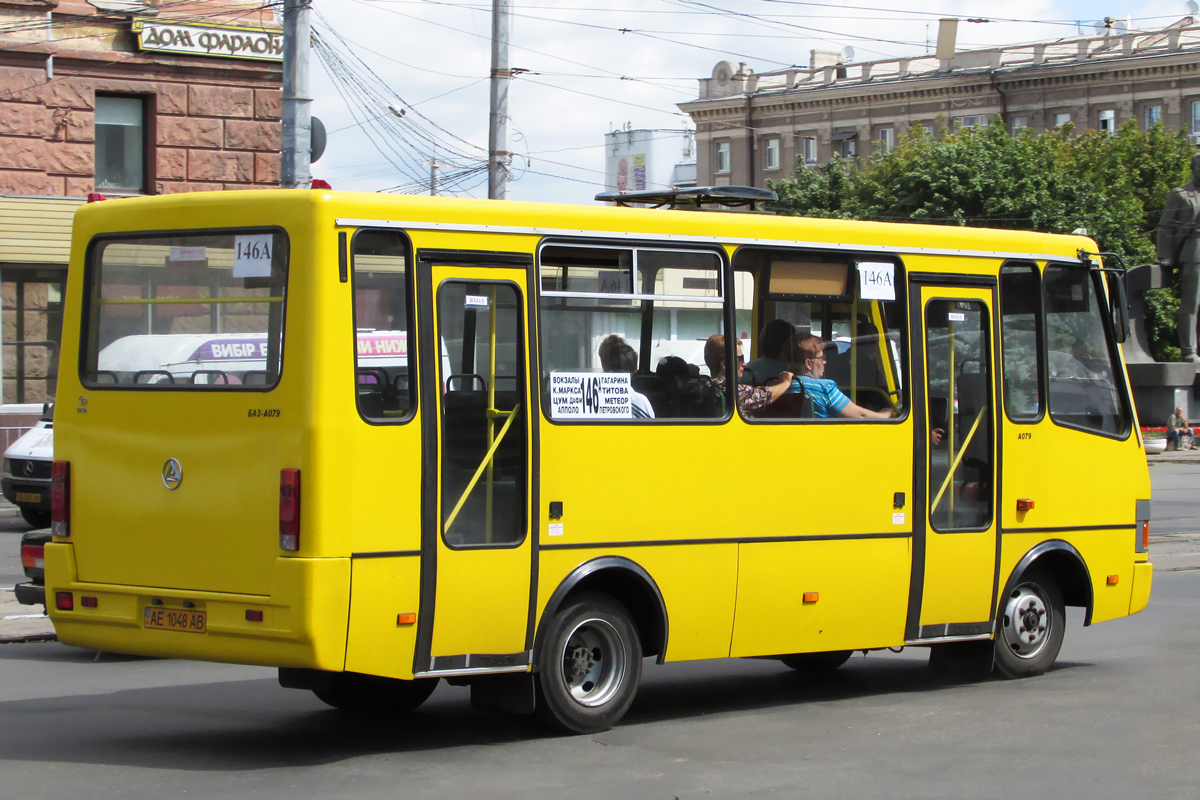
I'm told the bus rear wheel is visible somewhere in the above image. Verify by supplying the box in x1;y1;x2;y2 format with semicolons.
779;650;853;673
313;673;439;713
994;568;1065;679
535;593;642;734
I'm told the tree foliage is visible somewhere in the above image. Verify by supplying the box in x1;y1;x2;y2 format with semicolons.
768;120;1194;360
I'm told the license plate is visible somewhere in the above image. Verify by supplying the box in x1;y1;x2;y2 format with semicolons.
143;607;206;634
15;492;41;504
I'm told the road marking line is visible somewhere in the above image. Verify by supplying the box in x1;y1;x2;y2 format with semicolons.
2;614;46;620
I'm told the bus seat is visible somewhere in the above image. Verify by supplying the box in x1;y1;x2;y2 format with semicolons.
189;370;229;385
751;382;812;419
632;373;673;417
446;374;486;392
242;370;272;386
134;370;174;385
356;367;389;386
673;375;723;418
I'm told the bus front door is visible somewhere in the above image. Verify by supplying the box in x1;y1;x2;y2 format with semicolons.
417;265;535;676
909;283;1000;642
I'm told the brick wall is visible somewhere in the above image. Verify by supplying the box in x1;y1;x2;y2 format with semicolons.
0;42;281;196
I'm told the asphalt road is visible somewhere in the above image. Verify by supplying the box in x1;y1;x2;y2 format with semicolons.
0;465;1196;798
0;574;1196;799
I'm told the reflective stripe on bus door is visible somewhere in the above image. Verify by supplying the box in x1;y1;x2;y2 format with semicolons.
907;281;1001;641
415;263;536;675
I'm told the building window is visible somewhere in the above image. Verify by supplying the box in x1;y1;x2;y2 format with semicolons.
956;115;987;130
1191;101;1200;135
832;132;857;159
1011;117;1028;134
1098;109;1116;135
801;136;817;165
764;138;780;171
715;141;731;174
877;128;894;153
1144;104;1163;129
922;123;935;138
1054;112;1072;128
95;95;146;192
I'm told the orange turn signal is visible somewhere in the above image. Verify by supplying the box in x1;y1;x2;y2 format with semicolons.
1142;520;1150;550
1016;498;1035;512
802;592;819;604
1107;574;1120;586
397;613;417;626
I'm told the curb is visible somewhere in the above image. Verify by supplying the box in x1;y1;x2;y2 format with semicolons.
0;632;56;644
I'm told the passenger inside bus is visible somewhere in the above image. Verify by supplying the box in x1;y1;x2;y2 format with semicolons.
742;319;796;384
598;334;655;419
704;334;792;414
791;336;894;419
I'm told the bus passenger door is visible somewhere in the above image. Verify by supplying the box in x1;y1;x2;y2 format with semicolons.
416;264;536;676
909;283;1000;642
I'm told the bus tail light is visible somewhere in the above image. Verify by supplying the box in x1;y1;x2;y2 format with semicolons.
1142;520;1150;550
279;469;300;551
55;592;73;611
51;460;70;537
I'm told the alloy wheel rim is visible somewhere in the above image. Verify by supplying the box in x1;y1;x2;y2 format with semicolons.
559;616;626;707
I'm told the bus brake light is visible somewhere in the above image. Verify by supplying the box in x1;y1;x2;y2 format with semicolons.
279;469;300;551
51;460;70;537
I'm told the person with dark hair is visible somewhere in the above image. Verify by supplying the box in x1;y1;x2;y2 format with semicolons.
743;319;797;384
704;333;791;413
790;335;893;419
598;334;654;419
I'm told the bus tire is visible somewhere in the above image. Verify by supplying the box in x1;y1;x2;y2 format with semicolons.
779;650;853;673
313;673;439;713
994;568;1065;679
534;593;642;734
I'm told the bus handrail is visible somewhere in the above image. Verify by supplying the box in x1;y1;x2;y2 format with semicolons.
443;404;521;534
931;406;986;514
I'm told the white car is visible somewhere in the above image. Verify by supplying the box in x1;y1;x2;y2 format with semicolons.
2;403;54;528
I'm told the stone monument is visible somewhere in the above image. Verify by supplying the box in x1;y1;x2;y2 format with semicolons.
1157;152;1200;361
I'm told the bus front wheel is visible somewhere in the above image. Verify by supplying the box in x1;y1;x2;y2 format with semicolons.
313;673;439;714
994;569;1065;679
535;593;642;734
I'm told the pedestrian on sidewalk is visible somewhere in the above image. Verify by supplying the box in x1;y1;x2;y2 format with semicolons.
1167;406;1194;450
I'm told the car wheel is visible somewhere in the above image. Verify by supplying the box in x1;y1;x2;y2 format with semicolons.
19;507;50;529
994;568;1065;679
535;593;642;734
313;672;439;713
779;650;853;673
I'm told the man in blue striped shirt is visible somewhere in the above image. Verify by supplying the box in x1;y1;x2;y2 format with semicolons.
790;336;894;420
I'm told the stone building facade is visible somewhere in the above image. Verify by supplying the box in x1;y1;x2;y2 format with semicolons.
679;20;1200;190
0;0;282;419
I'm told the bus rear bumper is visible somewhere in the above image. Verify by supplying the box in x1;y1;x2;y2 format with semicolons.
1129;561;1153;616
43;543;350;671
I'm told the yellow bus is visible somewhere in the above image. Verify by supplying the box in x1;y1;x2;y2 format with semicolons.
44;188;1152;733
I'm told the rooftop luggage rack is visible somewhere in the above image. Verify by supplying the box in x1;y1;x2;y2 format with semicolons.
594;185;777;211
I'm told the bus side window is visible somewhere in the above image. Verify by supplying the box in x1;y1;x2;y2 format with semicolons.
999;262;1043;421
351;230;414;423
1043;264;1129;436
732;248;907;421
538;244;727;421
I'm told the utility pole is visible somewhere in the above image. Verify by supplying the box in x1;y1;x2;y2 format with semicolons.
488;0;510;200
430;158;440;196
280;0;312;189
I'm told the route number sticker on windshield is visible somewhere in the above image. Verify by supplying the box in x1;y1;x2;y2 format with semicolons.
858;261;896;301
233;234;274;278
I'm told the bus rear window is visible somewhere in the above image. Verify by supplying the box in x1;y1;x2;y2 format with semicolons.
80;230;288;390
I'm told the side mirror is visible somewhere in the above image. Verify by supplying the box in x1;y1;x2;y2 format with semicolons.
1107;272;1130;344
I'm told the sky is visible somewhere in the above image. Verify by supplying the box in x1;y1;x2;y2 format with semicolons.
306;0;1188;205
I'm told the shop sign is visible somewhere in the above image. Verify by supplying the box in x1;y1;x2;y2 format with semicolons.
133;21;283;62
